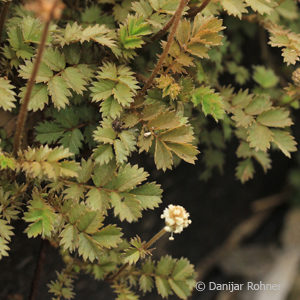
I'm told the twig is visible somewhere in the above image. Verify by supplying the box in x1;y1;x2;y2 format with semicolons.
29;240;48;300
136;0;189;99
151;14;176;41
187;0;211;18
13;1;59;155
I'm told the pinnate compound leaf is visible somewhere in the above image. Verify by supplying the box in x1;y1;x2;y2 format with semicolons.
0;219;14;260
17;146;79;180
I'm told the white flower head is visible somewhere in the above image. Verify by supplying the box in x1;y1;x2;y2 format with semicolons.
161;204;191;240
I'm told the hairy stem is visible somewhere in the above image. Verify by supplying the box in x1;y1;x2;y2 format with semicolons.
137;0;189;98
0;1;10;42
13;1;59;155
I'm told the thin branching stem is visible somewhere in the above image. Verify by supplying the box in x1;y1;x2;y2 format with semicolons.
152;0;211;41
187;0;211;18
151;14;176;41
136;0;189;99
13;1;59;156
106;228;167;283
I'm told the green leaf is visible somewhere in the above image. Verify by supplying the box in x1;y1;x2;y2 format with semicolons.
92;225;123;248
0;77;16;111
165;142;199;164
77;210;103;234
156;256;176;276
93;144;114;165
78;233;101;262
18;145;79;180
130;182;162;210
19;60;53;83
192;86;225;121
271;129;297;158
172;258;195;281
0;219;14;260
155;277;172;298
23;190;56;238
93;126;117;144
35;121;64;144
244;94;272;115
86;188;110;213
92;160;116;187
139;274;154;293
220;0;248;19
8;25;34;59
245;0;275;15
22;16;43;43
247;123;273;151
19;84;49;112
91;80;116;102
59;224;78;252
111;192;142;223
107;164;148;192
257;109;293;128
154;139;173;171
100;96;123;118
43;48;66;72
236;159;255;183
59;128;84;154
48;76;72;109
253;66;279;88
120;16;152;49
61;66;90;95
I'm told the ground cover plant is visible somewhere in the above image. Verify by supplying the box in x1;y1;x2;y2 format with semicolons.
0;0;299;299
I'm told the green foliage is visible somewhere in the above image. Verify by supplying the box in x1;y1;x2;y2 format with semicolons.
16;145;79;180
0;0;299;299
253;65;279;89
24;189;56;238
0;77;16;111
137;256;196;299
192;86;225;121
48;269;75;300
35;106;98;154
90;63;139;117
